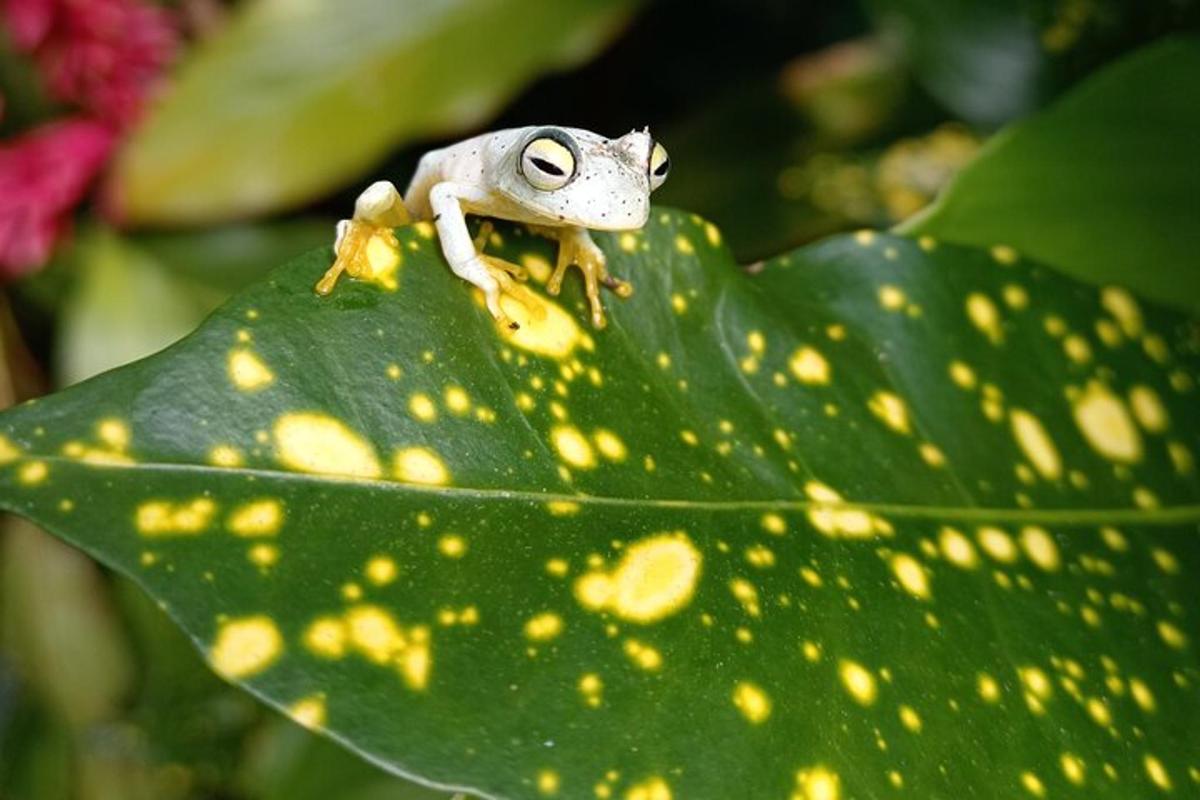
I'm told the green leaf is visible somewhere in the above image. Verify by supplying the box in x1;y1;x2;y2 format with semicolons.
901;37;1200;313
865;0;1199;127
113;0;638;224
0;211;1198;799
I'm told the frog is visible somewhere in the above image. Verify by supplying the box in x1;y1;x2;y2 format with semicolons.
315;125;670;329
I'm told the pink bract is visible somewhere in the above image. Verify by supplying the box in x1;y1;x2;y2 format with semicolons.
0;118;115;277
2;0;178;126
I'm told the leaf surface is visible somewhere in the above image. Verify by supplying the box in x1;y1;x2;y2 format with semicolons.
0;212;1198;799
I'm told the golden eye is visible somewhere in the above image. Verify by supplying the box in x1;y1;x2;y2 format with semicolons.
521;136;575;190
649;141;670;190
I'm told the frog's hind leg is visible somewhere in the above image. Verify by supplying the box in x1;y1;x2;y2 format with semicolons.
315;180;411;295
533;225;631;328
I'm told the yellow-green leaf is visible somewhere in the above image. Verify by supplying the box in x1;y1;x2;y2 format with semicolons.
114;0;638;224
0;212;1197;799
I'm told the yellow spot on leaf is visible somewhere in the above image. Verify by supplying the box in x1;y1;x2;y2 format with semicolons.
0;434;21;464
444;385;470;415
939;527;978;568
1158;620;1187;650
966;292;1003;344
579;672;603;707
1129;385;1169;433
729;578;761;617
501;292;583;360
304;617;347;658
274;413;381;479
227;499;283;537
210;616;282;679
1101;286;1142;337
365;556;398;586
393;447;449;485
977;526;1018;563
978;673;1001;703
1144;754;1172;790
789;346;830;384
732;681;771;723
674;234;694;255
208;445;243;467
137;497;216;536
792;766;840;800
18;460;48;485
524;612;564;641
408;392;437;422
991;244;1018;264
97;418;130;450
868;391;910;434
898;704;922;732
839;659;877;705
551;425;596;470
289;694;326;729
438;534;466;559
949;360;977;390
1020;771;1045;797
228;348;274;391
623;638;663;671
577;532;702;623
1130;677;1156;712
536;769;560;796
1072;381;1142;463
1019;526;1060;571
761;513;787;535
890;553;930;599
878;284;906;311
1010;409;1062;481
626;776;671;800
593;429;627;462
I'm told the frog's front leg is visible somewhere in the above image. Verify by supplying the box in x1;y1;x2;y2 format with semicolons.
316;180;411;295
535;226;632;329
429;181;539;330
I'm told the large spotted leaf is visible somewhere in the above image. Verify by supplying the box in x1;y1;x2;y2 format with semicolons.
0;212;1198;799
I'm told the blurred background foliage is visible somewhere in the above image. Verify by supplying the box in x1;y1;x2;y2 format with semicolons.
0;0;1197;797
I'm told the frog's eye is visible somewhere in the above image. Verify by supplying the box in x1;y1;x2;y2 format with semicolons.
521;136;576;191
648;141;670;190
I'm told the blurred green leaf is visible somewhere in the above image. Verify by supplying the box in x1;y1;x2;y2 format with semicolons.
57;223;336;386
56;230;225;386
902;37;1200;312
866;0;1200;126
114;0;640;224
0;209;1197;798
0;518;133;731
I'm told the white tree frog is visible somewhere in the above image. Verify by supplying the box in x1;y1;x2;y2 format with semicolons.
315;125;670;328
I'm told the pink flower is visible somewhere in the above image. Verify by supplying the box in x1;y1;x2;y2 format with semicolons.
3;0;178;126
0;118;115;277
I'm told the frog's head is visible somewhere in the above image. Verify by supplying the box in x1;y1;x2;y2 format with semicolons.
496;126;670;231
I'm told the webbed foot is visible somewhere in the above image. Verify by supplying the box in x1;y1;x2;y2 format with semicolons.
545;229;631;328
316;181;411;295
477;255;544;331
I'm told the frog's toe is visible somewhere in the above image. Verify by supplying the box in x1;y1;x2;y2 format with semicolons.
478;259;546;329
480;254;529;282
315;219;400;295
602;273;634;298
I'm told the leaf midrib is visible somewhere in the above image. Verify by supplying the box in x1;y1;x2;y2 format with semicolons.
14;454;1200;527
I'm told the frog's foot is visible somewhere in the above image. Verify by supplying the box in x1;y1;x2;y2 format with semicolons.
477;256;544;330
546;230;631;328
315;180;410;295
473;221;529;281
